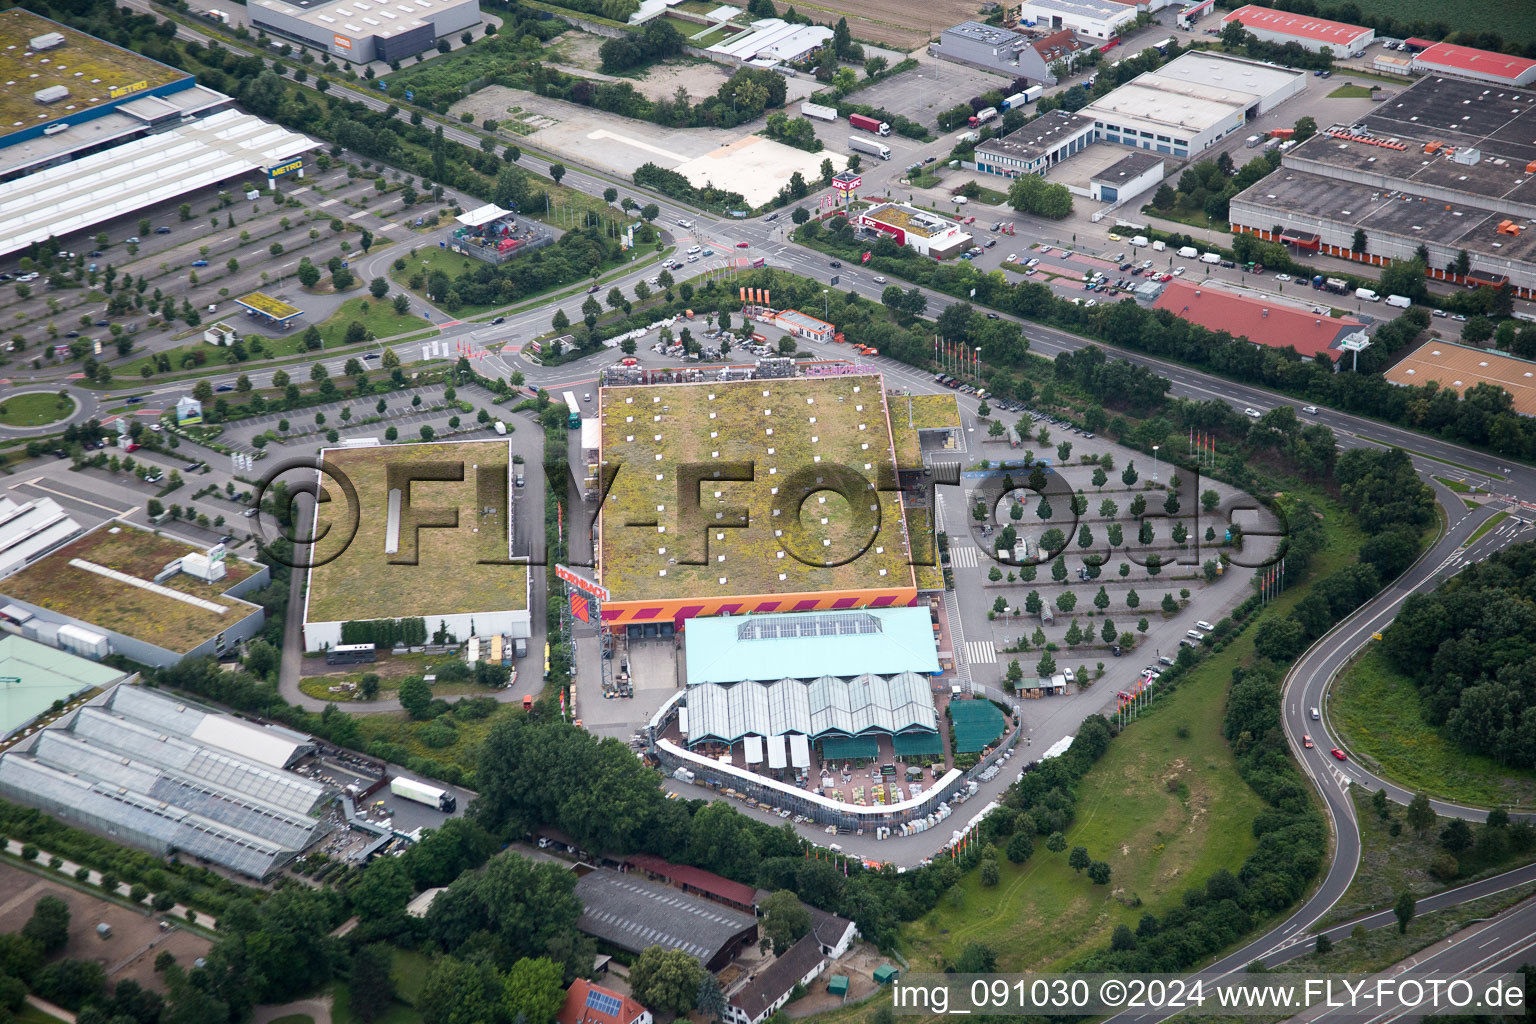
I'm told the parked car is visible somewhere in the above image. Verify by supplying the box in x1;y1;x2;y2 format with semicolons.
1006;254;1018;264
191;259;208;267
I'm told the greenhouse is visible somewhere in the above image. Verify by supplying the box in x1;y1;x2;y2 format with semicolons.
0;684;331;879
685;672;939;746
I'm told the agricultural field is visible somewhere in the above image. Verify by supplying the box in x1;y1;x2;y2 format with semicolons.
1332;647;1536;809
784;0;968;49
1345;0;1536;44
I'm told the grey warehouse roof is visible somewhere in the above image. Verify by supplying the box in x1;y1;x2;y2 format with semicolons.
686;672;939;744
575;869;757;964
0;684;328;878
685;607;939;684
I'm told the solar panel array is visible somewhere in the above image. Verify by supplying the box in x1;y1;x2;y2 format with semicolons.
586;989;624;1017
737;611;882;642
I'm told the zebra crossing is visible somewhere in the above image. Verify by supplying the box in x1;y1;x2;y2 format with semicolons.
948;545;979;568
964;640;996;665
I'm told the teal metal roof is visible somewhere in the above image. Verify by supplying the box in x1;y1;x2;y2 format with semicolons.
684;607;939;684
0;634;127;738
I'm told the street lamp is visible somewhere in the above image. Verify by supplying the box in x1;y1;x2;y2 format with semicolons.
1152;444;1160;483
823;289;829;320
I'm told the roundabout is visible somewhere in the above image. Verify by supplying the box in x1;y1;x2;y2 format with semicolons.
0;385;99;436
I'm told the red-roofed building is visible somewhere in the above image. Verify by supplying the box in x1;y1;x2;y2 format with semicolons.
559;980;652;1024
1031;29;1086;69
1221;4;1373;54
1410;43;1536;87
1151;281;1364;361
622;853;759;912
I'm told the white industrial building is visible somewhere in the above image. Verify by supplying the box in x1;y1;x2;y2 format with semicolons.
249;0;481;62
1409;43;1536;88
0;108;318;259
707;18;833;66
1220;4;1373;55
856;203;973;259
974;110;1097;177
1082;51;1305;157
1089;151;1164;203
0;497;82;579
1016;0;1137;40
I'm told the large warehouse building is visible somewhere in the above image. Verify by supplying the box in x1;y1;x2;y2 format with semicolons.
1220;4;1373;54
1384;341;1536;416
574;868;758;970
0;635;129;741
0;683;330;878
0;521;270;668
1230;74;1536;296
1015;0;1137;40
303;440;530;651
930;21;1085;82
1081;51;1305;158
248;0;481;63
1409;43;1536;88
593;375;921;627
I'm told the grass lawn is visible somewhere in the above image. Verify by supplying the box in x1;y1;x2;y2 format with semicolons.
391;948;433;1007
657;14;704;36
306;440;529;623
1332;646;1536;809
314;296;432;347
1329;786;1536;925
1327;84;1375;98
693;24;739;46
1142;203;1224;232
14;1006;70;1024
328;980;421;1024
0;391;75;426
1433;475;1472;493
355;701;522;782
899;652;1268;971
888;393;961;468
1467;509;1509;545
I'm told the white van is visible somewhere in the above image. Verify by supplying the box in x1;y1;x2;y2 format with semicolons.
1152;240;1166;252
1385;294;1412;308
1200;252;1221;265
1129;235;1149;247
1356;287;1380;302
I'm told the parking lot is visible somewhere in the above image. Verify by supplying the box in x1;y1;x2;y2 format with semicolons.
855;56;1015;132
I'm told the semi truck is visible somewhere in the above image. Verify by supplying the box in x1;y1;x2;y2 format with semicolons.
849;135;891;160
801;101;838;122
968;107;998;127
849;113;891;136
1001;86;1043;109
390;776;457;813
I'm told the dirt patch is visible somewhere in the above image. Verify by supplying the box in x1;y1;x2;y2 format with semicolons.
546;31;730;102
0;862;212;995
783;943;891;1018
778;0;965;49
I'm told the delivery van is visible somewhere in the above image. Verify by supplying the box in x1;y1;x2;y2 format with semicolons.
1200;252;1221;265
1178;246;1199;259
1385;294;1412;308
1356;287;1380;302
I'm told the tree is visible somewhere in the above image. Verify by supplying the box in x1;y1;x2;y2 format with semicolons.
1293;115;1317;143
697;975;728;1024
1087;860;1111;885
549;163;566;184
760;890;811;954
350;944;397;1023
1352;228;1368;254
1161;593;1177;614
1440;818;1473;854
1006;831;1033;863
369;277;389;299
1068;846;1090;873
398;676;432;719
980;858;1000;887
1406;793;1435;836
631;947;704;1016
1111;924;1137;951
1393;890;1416;933
23;895;70;954
1046;831;1067;853
1122;461;1138;486
504;957;566;1024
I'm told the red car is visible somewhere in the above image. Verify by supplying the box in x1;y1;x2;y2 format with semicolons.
1302;734;1313;748
735;241;750;248
125;442;141;453
1331;748;1347;761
